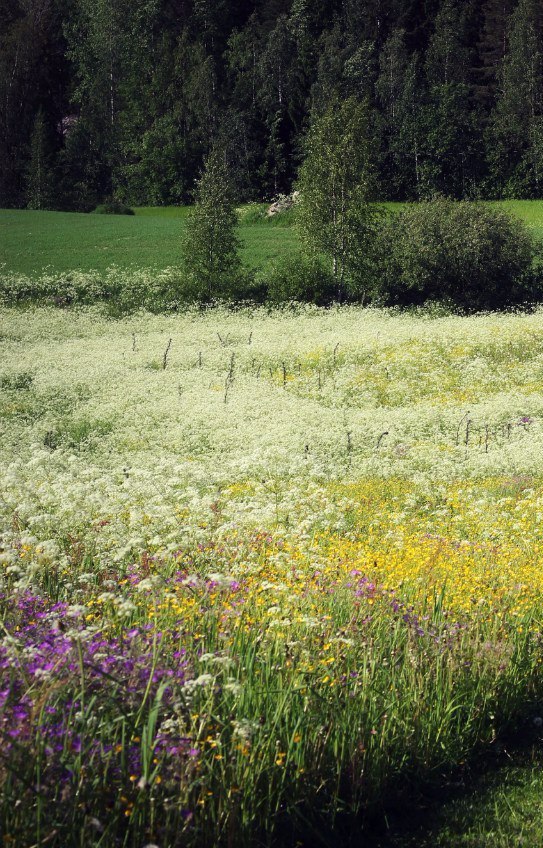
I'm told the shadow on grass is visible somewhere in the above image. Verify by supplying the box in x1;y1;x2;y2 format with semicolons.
371;726;543;848
271;724;543;848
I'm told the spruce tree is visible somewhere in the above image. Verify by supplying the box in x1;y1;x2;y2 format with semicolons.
423;0;478;197
25;109;54;210
475;0;516;109
183;146;243;302
377;29;420;197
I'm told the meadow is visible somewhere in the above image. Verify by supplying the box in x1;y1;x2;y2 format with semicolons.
2;303;543;846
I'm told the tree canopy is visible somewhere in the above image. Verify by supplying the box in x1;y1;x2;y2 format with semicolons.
2;0;543;208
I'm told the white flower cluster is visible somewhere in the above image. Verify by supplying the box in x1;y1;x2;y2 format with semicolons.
1;304;543;568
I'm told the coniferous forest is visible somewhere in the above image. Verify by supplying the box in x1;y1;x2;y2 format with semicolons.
3;0;543;211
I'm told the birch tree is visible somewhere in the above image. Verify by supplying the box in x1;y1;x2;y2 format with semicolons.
296;96;381;302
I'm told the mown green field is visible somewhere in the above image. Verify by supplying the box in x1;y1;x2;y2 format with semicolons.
2;200;543;279
386;743;543;848
0;204;298;277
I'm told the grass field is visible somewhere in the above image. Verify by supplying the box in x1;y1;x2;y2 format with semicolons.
385;743;543;847
1;200;542;279
3;304;543;845
0;204;298;278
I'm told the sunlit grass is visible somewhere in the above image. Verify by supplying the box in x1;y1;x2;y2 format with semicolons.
1;200;542;281
0;205;299;278
388;744;543;848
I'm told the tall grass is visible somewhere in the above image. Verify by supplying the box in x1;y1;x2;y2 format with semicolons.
2;571;542;847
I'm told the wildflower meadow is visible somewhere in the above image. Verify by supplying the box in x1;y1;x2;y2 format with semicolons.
2;303;543;846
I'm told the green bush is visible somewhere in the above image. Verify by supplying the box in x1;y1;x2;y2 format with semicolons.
262;254;336;305
92;198;135;215
240;203;297;227
0;267;190;314
378;199;538;311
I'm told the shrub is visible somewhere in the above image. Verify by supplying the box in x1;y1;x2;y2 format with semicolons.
377;199;538;311
1;371;33;390
92;198;135;215
263;254;336;305
240;202;296;227
0;267;188;314
44;416;114;451
238;204;268;224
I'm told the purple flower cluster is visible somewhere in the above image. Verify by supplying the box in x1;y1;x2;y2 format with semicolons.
0;591;198;822
346;571;467;645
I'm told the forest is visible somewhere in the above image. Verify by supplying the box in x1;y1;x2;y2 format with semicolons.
2;0;543;211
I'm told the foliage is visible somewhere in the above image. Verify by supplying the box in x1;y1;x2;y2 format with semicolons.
262;252;335;304
4;0;543;211
486;0;543;198
377;199;539;310
0;266;188;314
182;147;244;302
296;96;382;302
3;201;543;312
92;197;135;215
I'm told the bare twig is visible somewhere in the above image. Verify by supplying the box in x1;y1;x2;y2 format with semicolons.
162;338;172;370
455;411;471;446
224;377;231;404
227;353;235;381
346;430;353;467
224;353;235;403
376;431;389;450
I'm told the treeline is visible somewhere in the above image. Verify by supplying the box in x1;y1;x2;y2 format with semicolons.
2;0;543;210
